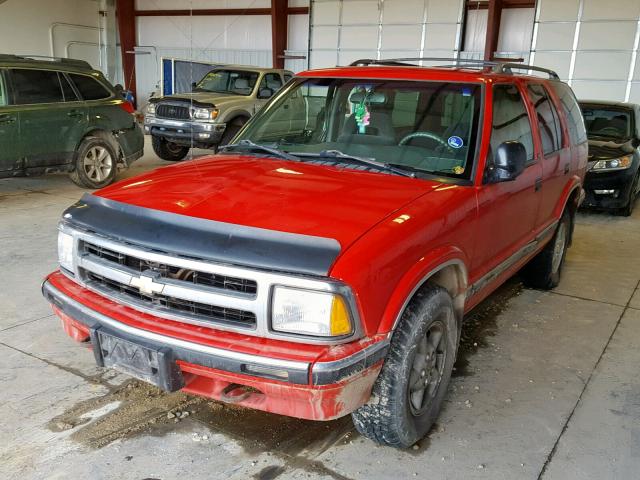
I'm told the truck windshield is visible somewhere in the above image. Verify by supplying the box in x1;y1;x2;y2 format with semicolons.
581;105;633;141
194;69;259;96
235;78;482;179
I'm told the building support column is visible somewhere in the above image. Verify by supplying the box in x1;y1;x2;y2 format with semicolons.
484;0;503;61
116;0;137;105
271;0;288;69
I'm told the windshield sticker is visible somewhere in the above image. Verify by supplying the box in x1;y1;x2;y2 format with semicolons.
453;166;465;175
462;87;472;96
448;135;464;149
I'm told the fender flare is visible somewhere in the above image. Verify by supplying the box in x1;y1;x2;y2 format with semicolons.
377;246;469;335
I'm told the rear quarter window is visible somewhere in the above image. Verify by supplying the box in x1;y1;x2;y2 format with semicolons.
549;81;587;145
69;73;112;100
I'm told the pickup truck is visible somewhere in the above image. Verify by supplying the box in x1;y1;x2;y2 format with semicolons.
43;59;587;448
144;66;293;160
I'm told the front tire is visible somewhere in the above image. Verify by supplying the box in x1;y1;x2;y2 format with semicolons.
151;136;189;161
352;286;457;448
521;210;571;289
69;134;118;189
220;116;248;146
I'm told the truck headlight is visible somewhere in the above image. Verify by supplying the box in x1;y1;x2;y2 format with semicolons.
57;230;74;272
146;103;156;116
193;107;219;121
592;155;632;171
271;286;353;337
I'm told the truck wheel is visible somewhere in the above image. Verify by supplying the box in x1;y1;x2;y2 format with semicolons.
220;116;248;146
152;136;189;161
69;135;118;189
352;286;457;448
521;210;571;289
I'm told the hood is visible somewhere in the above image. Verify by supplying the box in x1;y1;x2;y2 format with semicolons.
587;137;636;161
96;155;438;252
156;91;246;107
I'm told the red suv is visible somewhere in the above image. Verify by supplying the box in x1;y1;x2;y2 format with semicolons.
42;59;587;448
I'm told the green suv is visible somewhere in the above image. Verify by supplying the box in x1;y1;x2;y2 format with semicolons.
0;55;143;188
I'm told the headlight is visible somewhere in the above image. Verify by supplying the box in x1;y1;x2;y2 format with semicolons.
146;103;156;116
193;107;219;121
271;286;353;337
592;155;633;171
57;230;74;272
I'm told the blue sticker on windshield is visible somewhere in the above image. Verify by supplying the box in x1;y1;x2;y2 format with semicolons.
448;136;464;149
462;87;472;96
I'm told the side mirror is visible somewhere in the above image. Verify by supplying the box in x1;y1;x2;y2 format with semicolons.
489;141;527;183
258;87;274;99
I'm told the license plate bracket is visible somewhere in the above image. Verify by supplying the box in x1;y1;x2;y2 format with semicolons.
90;326;184;392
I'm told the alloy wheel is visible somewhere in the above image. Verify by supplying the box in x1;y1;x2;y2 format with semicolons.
82;146;113;183
551;222;567;273
408;320;447;416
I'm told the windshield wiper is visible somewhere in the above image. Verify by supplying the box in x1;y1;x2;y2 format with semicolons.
294;150;416;178
220;139;300;161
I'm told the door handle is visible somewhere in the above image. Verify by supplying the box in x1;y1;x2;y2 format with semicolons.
0;114;16;124
535;177;542;192
564;163;570;174
67;110;83;118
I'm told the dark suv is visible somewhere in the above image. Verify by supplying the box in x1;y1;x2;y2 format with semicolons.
0;55;143;189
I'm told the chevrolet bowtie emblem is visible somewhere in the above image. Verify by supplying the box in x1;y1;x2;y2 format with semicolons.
130;273;164;296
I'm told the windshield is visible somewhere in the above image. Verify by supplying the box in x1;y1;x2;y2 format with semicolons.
582;106;633;140
235;78;482;179
194;69;259;95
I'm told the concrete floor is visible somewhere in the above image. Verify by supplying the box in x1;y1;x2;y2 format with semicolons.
1;139;639;479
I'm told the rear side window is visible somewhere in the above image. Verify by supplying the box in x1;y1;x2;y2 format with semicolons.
549;81;587;144
11;69;64;104
491;84;535;162
0;71;7;106
527;83;563;155
69;73;111;100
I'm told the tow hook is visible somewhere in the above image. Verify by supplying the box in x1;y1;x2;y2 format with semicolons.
220;383;261;403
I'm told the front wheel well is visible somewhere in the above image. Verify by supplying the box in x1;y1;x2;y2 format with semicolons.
76;129;122;165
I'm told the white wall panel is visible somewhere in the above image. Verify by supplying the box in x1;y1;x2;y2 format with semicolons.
573;51;633;80
535;23;576;51
537;0;580;22
309;0;464;68
629;83;640;103
135;0;270;9
341;0;380;25
381;25;423;50
532;52;572;79
383;0;425;24
497;8;534;54
463;9;487;54
578;21;637;50
571;80;628;101
581;0;640;21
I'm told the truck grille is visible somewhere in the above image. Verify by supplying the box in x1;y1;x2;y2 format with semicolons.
84;242;257;295
86;272;257;328
156;104;190;120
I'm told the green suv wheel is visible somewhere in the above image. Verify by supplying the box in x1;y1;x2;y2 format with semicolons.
69;135;118;189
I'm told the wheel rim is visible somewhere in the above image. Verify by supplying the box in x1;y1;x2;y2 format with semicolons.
408;320;447;416
83;146;113;183
166;142;184;154
551;222;567;273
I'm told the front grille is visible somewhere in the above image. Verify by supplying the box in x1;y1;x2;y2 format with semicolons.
156;103;190;120
86;272;257;328
84;242;257;295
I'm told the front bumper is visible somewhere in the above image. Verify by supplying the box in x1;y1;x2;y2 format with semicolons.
144;117;226;147
42;274;387;420
582;167;636;210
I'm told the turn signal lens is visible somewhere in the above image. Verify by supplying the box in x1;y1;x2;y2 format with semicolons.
330;295;352;336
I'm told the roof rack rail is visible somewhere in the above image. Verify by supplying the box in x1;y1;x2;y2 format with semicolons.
349;57;560;80
0;54;93;69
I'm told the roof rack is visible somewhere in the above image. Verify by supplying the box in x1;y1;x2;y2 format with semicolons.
348;57;560;80
0;54;93;70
